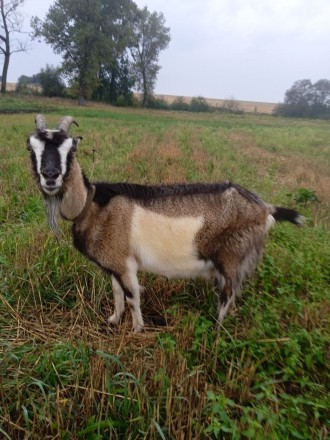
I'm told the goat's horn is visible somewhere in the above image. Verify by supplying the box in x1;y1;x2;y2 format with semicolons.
35;114;47;131
57;116;79;133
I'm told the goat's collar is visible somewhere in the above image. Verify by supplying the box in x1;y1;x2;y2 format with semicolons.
72;185;96;223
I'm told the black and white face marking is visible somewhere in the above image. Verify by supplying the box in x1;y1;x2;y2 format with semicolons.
27;130;79;196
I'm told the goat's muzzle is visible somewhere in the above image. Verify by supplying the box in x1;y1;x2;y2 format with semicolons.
40;166;63;195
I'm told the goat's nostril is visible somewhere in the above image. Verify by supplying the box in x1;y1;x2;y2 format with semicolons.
41;169;60;180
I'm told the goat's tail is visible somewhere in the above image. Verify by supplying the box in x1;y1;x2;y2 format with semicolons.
273;207;305;226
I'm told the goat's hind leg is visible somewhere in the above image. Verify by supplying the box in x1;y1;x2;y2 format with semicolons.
215;273;236;327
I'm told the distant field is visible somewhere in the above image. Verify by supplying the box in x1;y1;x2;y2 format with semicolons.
0;96;329;439
154;93;278;114
5;82;16;91
6;82;42;93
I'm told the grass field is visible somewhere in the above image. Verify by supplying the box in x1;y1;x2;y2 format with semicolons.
0;95;329;439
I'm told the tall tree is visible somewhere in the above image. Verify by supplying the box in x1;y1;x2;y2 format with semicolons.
97;0;136;104
130;6;170;107
31;0;103;104
93;56;135;104
284;79;313;106
312;79;330;108
31;0;135;105
0;0;27;93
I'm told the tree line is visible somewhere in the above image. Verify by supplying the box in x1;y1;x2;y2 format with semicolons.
274;79;330;118
1;0;170;106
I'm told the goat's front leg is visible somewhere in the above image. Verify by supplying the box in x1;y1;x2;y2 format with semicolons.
109;272;144;333
112;259;144;333
121;272;144;333
108;275;125;326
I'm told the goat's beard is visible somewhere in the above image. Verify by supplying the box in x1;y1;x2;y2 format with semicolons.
45;195;62;241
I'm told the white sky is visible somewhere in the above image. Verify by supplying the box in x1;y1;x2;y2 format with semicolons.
5;0;330;103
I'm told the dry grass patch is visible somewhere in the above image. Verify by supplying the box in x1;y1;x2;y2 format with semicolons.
126;135;186;183
1;286;211;439
224;132;330;226
125;127;215;184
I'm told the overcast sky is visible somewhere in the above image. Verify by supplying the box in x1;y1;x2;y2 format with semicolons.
5;0;330;103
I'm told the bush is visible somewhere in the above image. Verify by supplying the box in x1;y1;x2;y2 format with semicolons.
221;97;244;114
288;188;320;205
190;96;210;112
15;83;36;95
115;94;133;107
170;96;190;111
145;95;169;110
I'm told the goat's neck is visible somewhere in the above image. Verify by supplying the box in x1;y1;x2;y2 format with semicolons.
60;160;89;221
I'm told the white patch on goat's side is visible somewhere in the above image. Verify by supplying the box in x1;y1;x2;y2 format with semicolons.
29;137;45;173
266;214;276;232
58;138;74;175
130;206;214;279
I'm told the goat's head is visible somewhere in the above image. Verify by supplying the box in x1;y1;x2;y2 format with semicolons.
27;115;81;197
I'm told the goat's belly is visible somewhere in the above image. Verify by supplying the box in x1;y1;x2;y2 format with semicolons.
137;251;214;279
131;206;213;279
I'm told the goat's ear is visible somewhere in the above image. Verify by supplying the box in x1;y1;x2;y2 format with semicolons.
71;136;82;152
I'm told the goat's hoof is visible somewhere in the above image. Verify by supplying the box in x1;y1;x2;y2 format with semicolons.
108;314;120;326
132;324;144;334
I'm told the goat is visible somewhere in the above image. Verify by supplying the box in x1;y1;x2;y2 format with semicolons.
27;114;304;333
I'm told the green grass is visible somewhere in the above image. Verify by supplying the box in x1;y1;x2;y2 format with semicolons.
0;95;329;439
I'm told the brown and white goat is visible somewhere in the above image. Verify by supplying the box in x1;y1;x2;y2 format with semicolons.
27;115;304;333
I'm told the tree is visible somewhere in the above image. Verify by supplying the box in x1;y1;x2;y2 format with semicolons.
94;0;137;104
0;0;28;93
92;56;134;105
31;0;136;105
17;72;41;84
274;79;330;118
222;96;242;113
130;6;170;107
311;79;330;109
39;64;66;97
31;0;103;104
